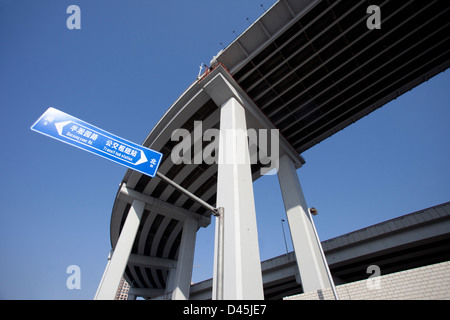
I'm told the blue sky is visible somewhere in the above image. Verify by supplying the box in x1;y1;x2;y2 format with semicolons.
0;0;448;300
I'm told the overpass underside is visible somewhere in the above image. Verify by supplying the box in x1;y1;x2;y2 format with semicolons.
190;202;450;300
99;0;449;300
220;0;450;154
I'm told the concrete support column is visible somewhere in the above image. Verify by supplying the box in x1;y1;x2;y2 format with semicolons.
213;96;264;300
95;199;145;300
171;218;198;300
94;249;113;299
164;266;176;299
277;154;332;293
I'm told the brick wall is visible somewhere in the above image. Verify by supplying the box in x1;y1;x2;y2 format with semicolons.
284;260;450;300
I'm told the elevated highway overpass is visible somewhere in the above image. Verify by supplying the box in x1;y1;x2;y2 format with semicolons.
94;0;449;300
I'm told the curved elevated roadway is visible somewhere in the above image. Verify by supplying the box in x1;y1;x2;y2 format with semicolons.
108;0;449;298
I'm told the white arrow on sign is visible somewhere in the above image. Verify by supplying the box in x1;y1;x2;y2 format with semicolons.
135;150;148;166
55;121;71;136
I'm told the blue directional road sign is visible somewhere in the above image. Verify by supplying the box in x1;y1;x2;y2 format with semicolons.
31;107;163;177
